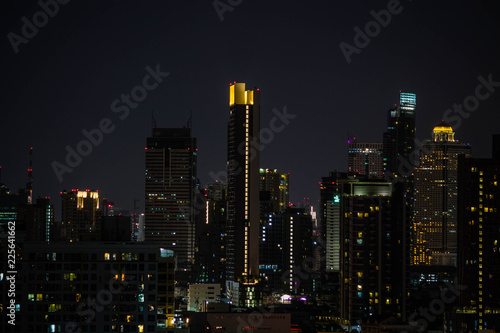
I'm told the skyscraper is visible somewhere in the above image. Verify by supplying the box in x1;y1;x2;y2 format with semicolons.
145;127;197;269
226;82;260;306
413;122;471;266
194;182;227;284
338;180;400;325
61;189;100;242
382;91;417;177
347;141;383;179
319;171;348;271
456;140;500;331
282;207;313;295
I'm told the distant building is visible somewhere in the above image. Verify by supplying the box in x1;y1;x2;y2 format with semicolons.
145;127;197;269
413;122;471;266
259;168;289;214
194;182;227;284
17;197;53;243
319;171;348;272
282;207;313;294
0;184;28;233
382;91;417;178
259;190;284;293
100;215;131;242
60;189;100;242
348;141;384;179
188;284;221;312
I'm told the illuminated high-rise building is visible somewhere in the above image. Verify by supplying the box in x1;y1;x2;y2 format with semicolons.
347;141;383;179
226;82;260;307
338;180;404;324
455;139;500;331
61;189;100;242
319;171;348;272
145;127;197;269
413;122;471;266
283;207;313;295
259;168;289;214
382;91;417;177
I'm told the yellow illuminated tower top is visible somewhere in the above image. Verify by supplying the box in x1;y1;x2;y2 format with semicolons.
432;121;455;142
229;82;255;106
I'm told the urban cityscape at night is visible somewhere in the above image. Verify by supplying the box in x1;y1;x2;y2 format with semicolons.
2;1;500;332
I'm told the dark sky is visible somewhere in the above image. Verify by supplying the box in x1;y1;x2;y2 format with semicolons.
2;1;500;220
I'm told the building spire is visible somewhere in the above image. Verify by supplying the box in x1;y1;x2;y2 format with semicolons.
152;110;157;135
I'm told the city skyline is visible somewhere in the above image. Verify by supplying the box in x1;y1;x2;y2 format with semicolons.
2;2;500;219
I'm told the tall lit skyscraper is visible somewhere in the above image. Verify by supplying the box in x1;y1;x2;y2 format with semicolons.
282;207;313;294
226;82;260;306
347;141;383;179
339;180;401;325
413;122;471;266
145;127;197;269
456;139;500;331
382;91;417;177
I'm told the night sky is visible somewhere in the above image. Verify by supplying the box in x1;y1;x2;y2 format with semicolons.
2;1;500;220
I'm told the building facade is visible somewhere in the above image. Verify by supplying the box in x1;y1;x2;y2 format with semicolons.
455;152;500;331
348;141;383;179
226;82;260;307
60;189;100;242
413;123;471;266
145;128;197;269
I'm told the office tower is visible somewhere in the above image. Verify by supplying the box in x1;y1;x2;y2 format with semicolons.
413;122;471;266
325;192;341;272
456;145;500;331
145;127;197;269
348;141;384;179
259;190;284;293
338;180;403;325
17;197;53;243
259;168;289;214
382;91;417;177
226;82;260;307
194;182;227;284
0;241;176;332
319;171;348;271
61;189;100;242
282;207;313;294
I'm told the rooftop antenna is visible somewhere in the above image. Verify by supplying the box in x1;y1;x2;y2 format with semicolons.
186;110;192;130
152;110;157;135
